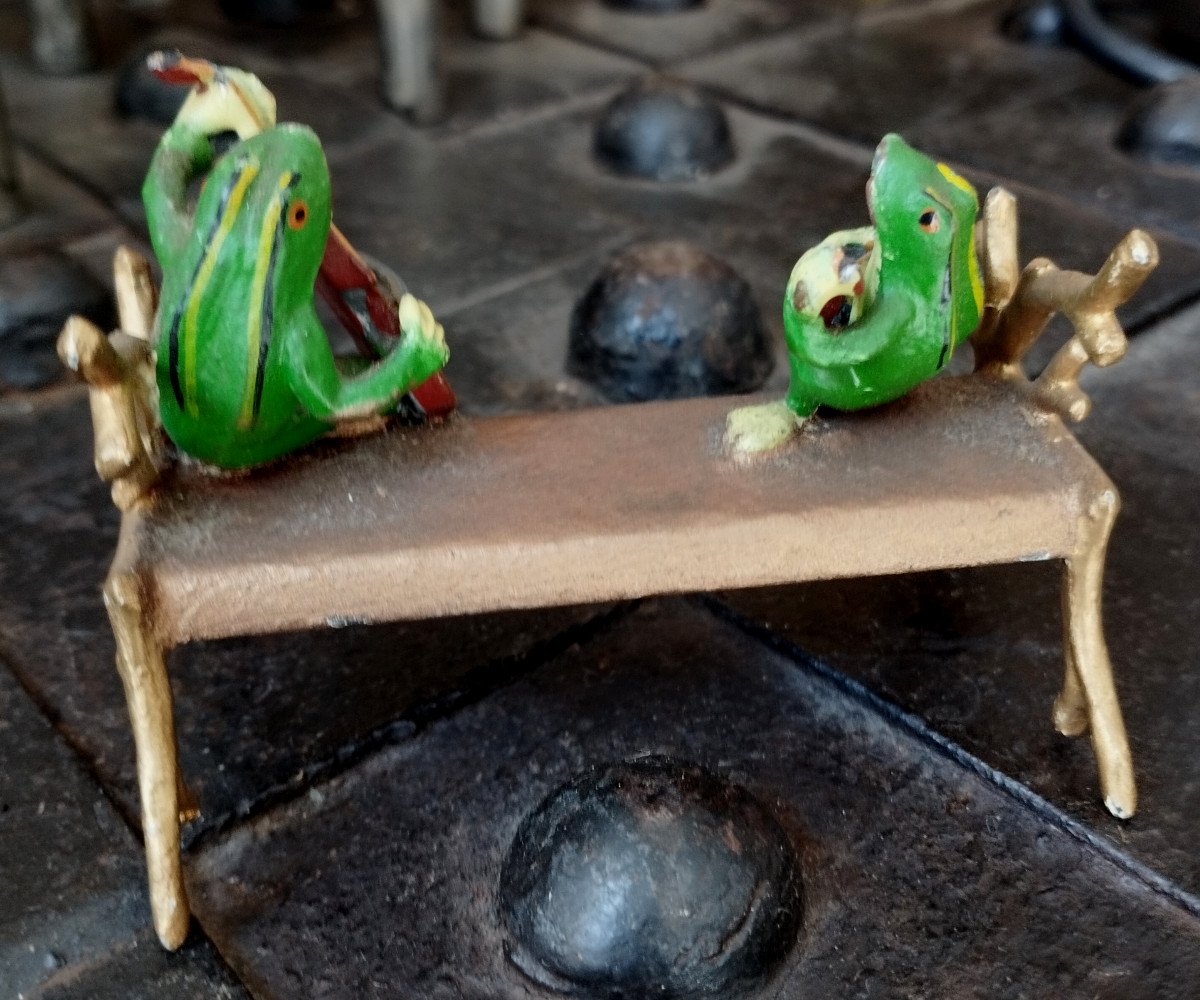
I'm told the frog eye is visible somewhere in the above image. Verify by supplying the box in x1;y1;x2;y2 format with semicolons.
287;199;309;230
918;208;940;233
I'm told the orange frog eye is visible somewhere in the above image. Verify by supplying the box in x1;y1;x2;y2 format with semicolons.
288;199;309;230
918;208;940;233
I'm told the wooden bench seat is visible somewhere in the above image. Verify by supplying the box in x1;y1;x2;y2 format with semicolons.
133;376;1103;643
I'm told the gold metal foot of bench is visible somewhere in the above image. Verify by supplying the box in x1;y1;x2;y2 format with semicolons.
104;567;190;950
1058;488;1137;819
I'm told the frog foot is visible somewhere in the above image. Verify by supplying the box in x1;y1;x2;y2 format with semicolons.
724;400;804;455
152;52;277;139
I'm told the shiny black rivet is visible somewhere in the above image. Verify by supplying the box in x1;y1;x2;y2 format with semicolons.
595;76;734;182
568;241;772;403
500;755;803;999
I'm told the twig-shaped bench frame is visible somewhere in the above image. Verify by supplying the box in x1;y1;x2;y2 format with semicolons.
59;191;1157;951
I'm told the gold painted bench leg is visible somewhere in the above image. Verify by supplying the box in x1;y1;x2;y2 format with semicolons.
1058;488;1137;819
104;571;191;950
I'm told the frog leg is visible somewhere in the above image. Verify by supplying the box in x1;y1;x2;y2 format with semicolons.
284;295;449;423
142;122;214;265
725;400;805;455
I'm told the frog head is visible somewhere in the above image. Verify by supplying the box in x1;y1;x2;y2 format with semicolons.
189;123;332;321
867;133;983;351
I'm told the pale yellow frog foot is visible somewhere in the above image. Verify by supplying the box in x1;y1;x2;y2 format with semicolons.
724;400;804;455
154;53;277;139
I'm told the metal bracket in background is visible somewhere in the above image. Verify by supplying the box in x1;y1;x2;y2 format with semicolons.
375;0;526;122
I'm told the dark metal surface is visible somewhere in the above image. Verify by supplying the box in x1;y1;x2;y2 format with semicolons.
0;662;149;995
0;0;1199;995
0;248;111;390
186;602;1200;998
33;934;249;1000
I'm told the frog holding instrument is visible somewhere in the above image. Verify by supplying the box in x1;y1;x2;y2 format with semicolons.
144;53;453;470
726;133;984;453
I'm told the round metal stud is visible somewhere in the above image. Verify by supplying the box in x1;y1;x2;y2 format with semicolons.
500;755;803;999
568;241;772;403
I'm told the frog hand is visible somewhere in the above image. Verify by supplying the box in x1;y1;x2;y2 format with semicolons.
149;50;277;140
288;293;451;425
396;293;449;383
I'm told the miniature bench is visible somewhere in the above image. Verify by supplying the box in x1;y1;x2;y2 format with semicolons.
59;193;1155;950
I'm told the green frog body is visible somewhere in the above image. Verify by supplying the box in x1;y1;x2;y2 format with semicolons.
783;133;983;416
144;120;447;469
727;133;984;453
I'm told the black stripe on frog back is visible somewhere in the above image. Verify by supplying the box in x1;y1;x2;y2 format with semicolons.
937;260;952;370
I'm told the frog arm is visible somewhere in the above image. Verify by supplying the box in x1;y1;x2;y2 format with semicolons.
282;307;449;423
142;123;214;264
786;290;917;371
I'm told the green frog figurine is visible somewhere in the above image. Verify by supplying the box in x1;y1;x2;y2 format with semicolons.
726;133;984;453
144;54;449;470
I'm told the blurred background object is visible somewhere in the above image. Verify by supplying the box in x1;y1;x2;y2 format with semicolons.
594;75;736;181
376;0;443;120
376;0;526;119
218;0;343;26
1005;0;1200;165
27;0;97;74
0;75;19;227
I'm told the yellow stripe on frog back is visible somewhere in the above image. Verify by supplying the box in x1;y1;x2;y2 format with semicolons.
181;160;260;417
964;222;984;322
937;161;985;324
937;161;974;195
238;171;294;429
